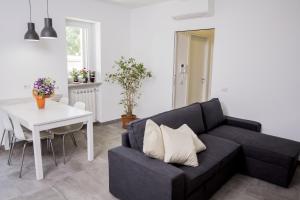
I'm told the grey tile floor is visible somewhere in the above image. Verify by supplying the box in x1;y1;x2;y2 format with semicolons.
0;122;299;200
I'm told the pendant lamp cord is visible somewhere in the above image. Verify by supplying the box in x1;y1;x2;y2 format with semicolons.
47;0;49;18
28;0;32;22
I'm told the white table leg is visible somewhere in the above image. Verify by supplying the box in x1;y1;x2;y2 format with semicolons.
87;116;94;161
4;131;10;150
32;126;43;180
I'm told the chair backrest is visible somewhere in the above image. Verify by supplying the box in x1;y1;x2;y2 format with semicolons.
9;115;26;140
74;102;86;111
60;97;69;105
0;111;13;131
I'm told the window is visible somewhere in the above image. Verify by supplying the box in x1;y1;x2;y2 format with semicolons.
66;19;97;73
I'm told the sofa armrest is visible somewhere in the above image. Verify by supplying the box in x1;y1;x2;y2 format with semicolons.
225;116;262;132
122;132;131;147
108;146;185;200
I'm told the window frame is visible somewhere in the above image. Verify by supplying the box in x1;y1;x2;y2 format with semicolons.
66;20;93;72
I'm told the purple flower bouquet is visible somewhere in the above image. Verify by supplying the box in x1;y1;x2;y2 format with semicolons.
32;78;56;109
33;77;56;97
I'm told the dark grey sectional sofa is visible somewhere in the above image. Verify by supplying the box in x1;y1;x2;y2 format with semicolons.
108;98;300;200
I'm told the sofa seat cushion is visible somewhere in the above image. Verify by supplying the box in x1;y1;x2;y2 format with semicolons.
208;125;300;169
177;134;241;195
128;103;205;151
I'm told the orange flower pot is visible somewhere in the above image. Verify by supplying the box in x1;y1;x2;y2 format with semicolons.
121;114;137;129
35;96;46;109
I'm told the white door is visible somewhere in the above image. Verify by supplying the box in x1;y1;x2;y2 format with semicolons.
187;35;209;104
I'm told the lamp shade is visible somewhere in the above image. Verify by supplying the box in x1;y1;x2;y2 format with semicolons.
24;23;40;41
40;18;57;39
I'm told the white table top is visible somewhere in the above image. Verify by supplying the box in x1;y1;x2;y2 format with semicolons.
1;100;92;128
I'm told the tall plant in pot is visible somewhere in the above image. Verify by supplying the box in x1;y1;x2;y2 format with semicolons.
106;57;152;128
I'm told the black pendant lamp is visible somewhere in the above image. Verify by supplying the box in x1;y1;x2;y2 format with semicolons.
40;0;57;39
24;0;39;41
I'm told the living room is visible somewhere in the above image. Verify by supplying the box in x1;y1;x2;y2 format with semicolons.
0;0;299;200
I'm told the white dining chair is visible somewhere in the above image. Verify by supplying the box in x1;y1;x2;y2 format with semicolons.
49;101;86;164
60;97;69;105
55;100;84;147
9;115;57;178
0;112;14;160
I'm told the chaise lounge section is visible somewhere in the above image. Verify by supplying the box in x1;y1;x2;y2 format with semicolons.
108;98;300;200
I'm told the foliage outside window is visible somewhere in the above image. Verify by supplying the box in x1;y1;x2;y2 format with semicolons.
66;26;85;72
66;27;82;56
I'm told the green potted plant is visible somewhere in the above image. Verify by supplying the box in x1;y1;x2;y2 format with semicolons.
70;68;79;83
80;67;89;83
106;57;152;128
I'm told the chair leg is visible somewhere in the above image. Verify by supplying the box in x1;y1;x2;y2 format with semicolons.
19;142;28;178
7;135;13;164
0;129;6;146
7;135;13;165
47;139;51;155
8;137;16;165
83;131;87;141
46;139;49;152
7;131;12;147
70;133;78;147
49;139;57;166
62;135;66;164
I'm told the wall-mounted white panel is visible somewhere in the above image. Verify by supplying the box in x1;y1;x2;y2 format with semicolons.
171;0;209;19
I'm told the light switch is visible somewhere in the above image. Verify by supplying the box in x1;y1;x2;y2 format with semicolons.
221;88;228;93
23;85;31;90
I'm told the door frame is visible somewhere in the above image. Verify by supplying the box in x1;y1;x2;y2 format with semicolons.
172;28;215;109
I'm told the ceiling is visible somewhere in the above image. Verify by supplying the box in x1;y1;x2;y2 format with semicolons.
98;0;173;8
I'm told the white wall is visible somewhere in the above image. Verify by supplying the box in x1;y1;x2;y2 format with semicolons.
130;0;300;142
0;0;130;122
130;0;214;117
212;0;300;141
1;0;300;142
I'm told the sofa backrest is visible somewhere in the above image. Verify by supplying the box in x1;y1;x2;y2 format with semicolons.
127;103;205;151
201;98;225;130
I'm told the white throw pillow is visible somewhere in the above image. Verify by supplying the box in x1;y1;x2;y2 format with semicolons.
143;119;165;160
161;125;199;167
181;124;207;153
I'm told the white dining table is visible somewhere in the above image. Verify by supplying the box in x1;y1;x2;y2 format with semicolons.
0;100;94;180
